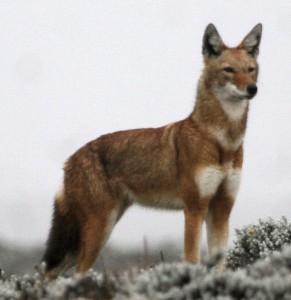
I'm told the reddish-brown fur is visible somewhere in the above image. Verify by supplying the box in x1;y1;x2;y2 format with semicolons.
43;23;262;279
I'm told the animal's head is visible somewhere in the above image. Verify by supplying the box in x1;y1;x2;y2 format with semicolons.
202;23;262;101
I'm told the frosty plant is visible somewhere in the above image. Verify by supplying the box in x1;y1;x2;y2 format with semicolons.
226;217;291;269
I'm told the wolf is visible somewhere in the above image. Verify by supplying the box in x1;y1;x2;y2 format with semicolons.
43;23;262;279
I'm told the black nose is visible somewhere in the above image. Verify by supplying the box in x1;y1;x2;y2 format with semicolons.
247;84;257;96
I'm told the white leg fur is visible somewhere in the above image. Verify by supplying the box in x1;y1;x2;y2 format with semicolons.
206;168;241;259
206;213;229;257
225;168;241;199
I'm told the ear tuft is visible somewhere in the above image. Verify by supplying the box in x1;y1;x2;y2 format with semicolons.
202;24;224;59
241;23;262;58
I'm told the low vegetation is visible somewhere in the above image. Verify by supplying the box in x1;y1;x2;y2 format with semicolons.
0;217;290;299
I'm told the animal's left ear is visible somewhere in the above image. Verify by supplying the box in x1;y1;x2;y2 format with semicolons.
241;23;262;58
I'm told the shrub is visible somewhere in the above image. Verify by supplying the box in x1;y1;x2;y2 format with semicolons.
120;245;291;300
226;217;291;269
0;218;290;299
0;271;117;300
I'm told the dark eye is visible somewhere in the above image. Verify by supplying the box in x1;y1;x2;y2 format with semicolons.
223;67;235;73
248;67;255;72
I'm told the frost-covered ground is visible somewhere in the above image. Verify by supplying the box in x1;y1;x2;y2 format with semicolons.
0;218;290;299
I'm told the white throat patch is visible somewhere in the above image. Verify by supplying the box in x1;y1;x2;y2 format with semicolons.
219;98;248;121
213;83;248;121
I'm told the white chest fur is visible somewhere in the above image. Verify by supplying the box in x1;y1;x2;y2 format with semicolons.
195;166;241;199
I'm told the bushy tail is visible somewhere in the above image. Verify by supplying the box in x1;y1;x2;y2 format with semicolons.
42;191;80;279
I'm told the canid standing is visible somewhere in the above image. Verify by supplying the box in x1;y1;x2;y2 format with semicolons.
43;24;262;278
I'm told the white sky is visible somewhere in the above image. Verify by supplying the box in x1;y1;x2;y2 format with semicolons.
0;1;290;251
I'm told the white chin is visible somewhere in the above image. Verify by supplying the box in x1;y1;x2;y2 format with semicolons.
232;94;249;100
212;85;248;102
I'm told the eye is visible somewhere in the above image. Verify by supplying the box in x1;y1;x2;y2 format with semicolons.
223;67;235;73
248;67;255;72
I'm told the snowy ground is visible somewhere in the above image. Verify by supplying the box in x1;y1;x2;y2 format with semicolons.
0;218;290;299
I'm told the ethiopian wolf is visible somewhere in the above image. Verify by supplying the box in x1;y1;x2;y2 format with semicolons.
43;23;262;279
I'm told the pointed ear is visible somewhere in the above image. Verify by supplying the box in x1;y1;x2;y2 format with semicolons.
241;23;262;58
202;24;225;59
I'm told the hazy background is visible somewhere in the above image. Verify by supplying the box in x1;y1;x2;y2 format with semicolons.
0;1;290;252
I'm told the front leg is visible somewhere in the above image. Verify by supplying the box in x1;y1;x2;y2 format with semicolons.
184;207;206;262
206;168;241;258
183;165;225;262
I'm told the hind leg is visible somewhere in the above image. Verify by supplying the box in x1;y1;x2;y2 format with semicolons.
76;203;120;273
76;197;131;273
45;252;77;280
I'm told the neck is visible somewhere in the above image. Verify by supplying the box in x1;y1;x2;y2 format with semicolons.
190;80;249;152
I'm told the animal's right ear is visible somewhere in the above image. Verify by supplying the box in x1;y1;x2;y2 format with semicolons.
202;24;225;59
